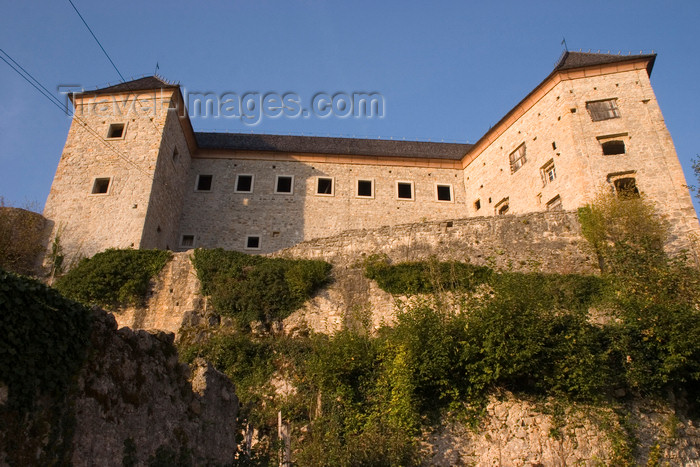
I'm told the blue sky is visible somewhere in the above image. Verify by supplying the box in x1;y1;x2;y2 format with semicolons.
1;1;698;214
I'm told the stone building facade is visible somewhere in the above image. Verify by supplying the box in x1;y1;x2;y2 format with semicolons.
43;51;699;261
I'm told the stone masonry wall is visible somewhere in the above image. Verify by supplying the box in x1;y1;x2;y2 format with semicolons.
42;90;174;263
462;67;699;251
115;251;203;337
279;210;597;334
276;210;596;273
178;158;466;254
139;102;193;251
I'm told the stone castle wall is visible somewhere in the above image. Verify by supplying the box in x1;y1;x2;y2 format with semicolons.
276;210;596;273
462;66;699;245
139;102;194;251
178;158;466;253
42;91;175;262
41;61;699;263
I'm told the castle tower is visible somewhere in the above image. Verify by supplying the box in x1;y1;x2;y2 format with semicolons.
461;52;699;252
43;77;194;263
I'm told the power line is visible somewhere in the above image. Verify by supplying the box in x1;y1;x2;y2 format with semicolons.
0;51;71;116
67;0;125;83
66;0;168;139
0;48;151;177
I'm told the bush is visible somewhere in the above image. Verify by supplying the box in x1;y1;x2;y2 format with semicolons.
0;269;92;409
191;249;331;326
54;249;172;309
364;255;492;295
180;333;275;409
0;206;46;276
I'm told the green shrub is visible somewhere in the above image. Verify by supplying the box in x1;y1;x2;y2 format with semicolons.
0;269;92;409
364;255;492;295
54;249;172;309
191;249;331;326
180;333;275;406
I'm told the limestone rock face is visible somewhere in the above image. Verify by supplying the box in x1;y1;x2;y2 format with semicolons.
423;394;700;466
69;309;238;466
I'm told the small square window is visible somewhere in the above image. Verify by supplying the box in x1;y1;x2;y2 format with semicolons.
614;177;640;198
91;177;111;194
172;148;179;162
357;179;374;198
235;174;254;193
586;99;620;121
540;160;556;186
316;177;334;196
601;140;626;155
275;175;294;194
106;123;125;139
436;184;452;202
546;195;563;211
195;174;213;191
245;235;261;250
397;181;414;200
180;234;195;248
474;199;481;211
509;144;526;173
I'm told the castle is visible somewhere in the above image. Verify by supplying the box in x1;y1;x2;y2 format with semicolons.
43;51;699;261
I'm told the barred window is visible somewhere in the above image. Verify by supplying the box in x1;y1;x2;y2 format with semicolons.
509;144;526;173
586;99;620;121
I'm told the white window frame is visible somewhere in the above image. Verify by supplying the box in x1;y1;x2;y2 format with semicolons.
396;181;415;201
356;178;375;198
540;159;556;186
245;235;261;250
274;175;295;195
435;183;454;203
179;234;196;249
90;177;112;195
105;122;127;140
194;174;213;192
315;176;335;196
234;174;255;193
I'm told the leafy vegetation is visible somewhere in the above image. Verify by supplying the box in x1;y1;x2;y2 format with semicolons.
364;256;492;294
0;268;92;410
191;248;331;327
54;248;172;309
178;193;700;465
